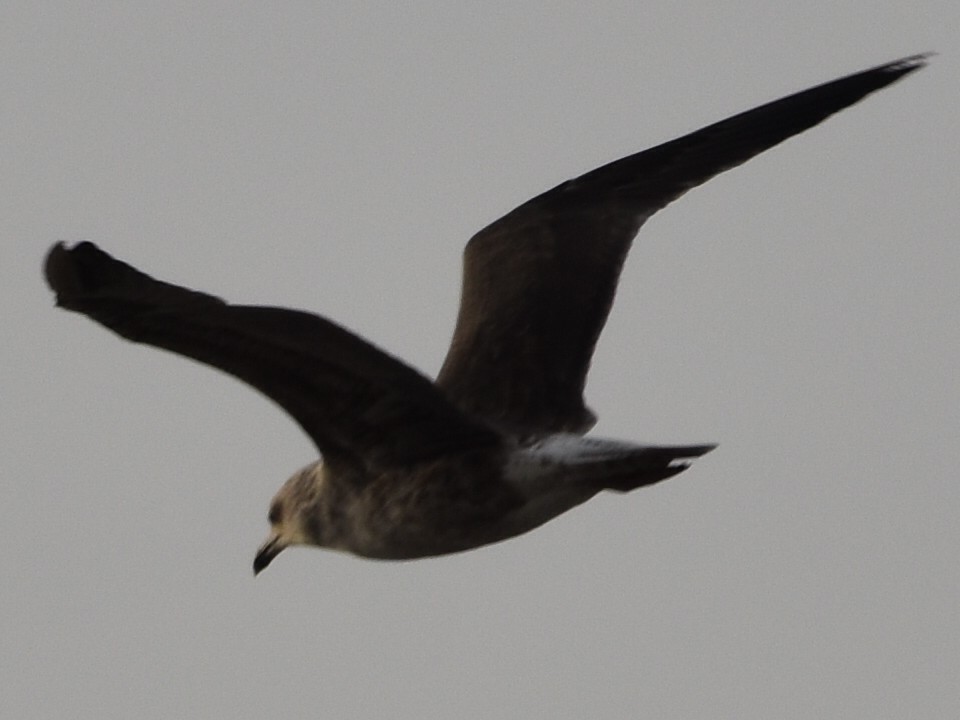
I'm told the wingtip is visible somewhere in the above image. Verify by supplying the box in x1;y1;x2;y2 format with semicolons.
879;52;934;75
44;241;79;300
44;240;107;302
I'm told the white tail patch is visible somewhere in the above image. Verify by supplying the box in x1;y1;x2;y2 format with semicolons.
504;433;716;495
520;433;652;464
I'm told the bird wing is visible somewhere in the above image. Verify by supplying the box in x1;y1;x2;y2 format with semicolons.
45;242;500;475
436;54;928;439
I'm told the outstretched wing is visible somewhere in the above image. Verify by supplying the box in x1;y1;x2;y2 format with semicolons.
437;54;928;439
45;242;500;474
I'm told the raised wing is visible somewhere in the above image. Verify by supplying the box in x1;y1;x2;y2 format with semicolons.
437;54;928;439
45;242;500;474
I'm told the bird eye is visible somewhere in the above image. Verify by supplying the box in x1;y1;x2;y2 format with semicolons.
268;503;282;525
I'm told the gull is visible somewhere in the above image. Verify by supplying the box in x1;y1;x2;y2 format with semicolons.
44;55;927;573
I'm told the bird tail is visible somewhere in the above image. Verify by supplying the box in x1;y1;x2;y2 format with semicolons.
592;442;717;491
513;435;716;493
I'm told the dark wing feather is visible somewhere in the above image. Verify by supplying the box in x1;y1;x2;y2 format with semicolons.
45;242;500;474
437;54;928;439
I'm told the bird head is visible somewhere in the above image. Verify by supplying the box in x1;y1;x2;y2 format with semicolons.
253;462;325;575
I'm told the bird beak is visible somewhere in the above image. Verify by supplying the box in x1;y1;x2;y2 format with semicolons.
253;534;285;576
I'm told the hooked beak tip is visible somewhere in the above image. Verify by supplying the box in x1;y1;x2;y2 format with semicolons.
253;537;283;576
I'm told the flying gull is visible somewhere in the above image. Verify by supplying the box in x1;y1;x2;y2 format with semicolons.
44;55;927;573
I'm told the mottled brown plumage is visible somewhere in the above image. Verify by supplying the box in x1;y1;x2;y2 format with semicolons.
44;55;927;572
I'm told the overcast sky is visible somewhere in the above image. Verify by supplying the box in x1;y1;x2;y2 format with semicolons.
2;3;957;719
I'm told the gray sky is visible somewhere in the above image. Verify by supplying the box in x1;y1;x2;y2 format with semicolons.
3;3;957;719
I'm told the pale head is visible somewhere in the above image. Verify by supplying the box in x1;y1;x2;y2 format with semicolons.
253;461;325;575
